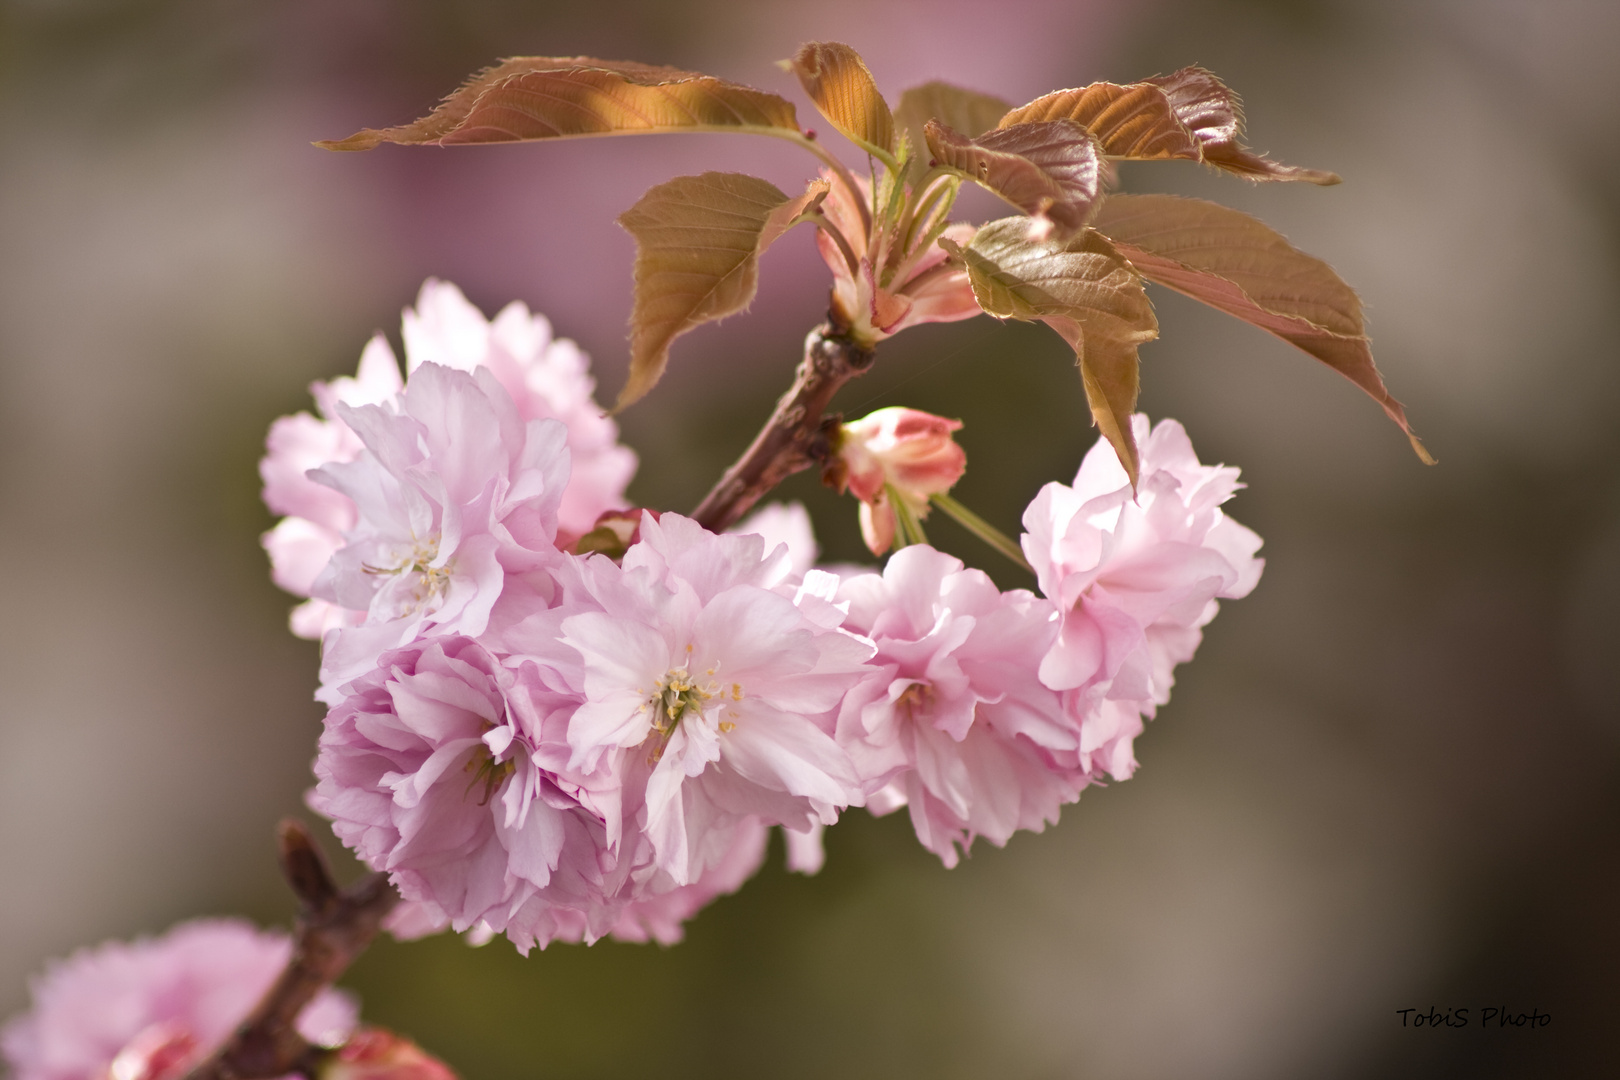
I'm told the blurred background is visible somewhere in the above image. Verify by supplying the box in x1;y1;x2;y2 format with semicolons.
2;0;1617;1076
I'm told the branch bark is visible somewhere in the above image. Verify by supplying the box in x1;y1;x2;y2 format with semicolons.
691;325;875;531
183;821;399;1080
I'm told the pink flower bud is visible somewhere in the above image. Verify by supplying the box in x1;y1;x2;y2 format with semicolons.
828;407;966;555
105;1021;200;1080
319;1029;458;1080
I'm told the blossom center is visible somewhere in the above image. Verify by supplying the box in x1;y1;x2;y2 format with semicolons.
896;681;934;720
643;660;744;762
650;667;715;732
364;534;451;610
463;744;514;807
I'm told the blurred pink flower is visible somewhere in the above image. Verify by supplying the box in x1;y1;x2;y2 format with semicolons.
815;172;981;346
831;407;967;555
1;919;356;1080
317;1028;457;1080
559;513;875;886
1022;415;1264;779
834;546;1077;866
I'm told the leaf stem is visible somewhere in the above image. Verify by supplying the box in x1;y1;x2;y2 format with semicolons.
765;129;871;234
901;167;954;244
930;493;1033;573
808;213;860;277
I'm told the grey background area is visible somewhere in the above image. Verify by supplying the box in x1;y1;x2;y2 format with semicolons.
1;0;1616;1076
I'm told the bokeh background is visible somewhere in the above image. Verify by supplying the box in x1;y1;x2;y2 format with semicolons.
3;0;1618;1076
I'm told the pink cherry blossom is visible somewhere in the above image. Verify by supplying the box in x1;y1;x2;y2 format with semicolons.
834;546;1078;866
1022;415;1264;779
605;817;769;945
260;282;635;638
0;919;356;1080
310;362;570;694
399;280;636;541
830;407;968;555
317;1028;458;1080
262;336;405;638
309;635;623;954
557;513;875;887
816;172;981;347
729;501;819;578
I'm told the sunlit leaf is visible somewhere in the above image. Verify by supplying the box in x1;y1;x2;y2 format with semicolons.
944;219;1159;482
1145;67;1339;184
894;80;1011;180
998;81;1199;160
788;41;895;158
1093;193;1431;462
616;173;829;409
925;119;1102;239
317;57;800;150
999;66;1337;184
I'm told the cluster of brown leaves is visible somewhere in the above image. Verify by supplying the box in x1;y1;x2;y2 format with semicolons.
321;42;1430;481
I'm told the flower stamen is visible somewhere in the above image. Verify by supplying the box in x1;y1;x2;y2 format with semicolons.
645;664;742;763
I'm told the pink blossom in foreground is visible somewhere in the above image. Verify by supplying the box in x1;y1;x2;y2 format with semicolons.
310;635;620;953
606;817;769;945
559;513;875;887
729;501;819;578
0;919;356;1080
815;172;981;347
260;281;634;638
317;1028;457;1080
262;336;405;638
831;407;967;555
835;546;1078;866
310;363;570;695
1023;415;1264;780
399;280;636;541
606;818;830;944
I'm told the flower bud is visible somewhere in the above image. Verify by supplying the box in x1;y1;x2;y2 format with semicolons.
105;1021;201;1080
827;407;966;555
318;1028;459;1080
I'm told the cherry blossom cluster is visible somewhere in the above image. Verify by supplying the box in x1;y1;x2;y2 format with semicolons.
0;919;452;1080
256;281;1263;951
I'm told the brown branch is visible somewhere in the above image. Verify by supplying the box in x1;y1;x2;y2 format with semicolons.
691;325;875;531
184;821;399;1080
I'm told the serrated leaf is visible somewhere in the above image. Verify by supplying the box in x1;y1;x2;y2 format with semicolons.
318;57;800;150
1145;67;1339;184
925;119;1102;239
945;219;1159;483
1093;193;1431;462
788;42;896;159
616;173;828;409
894;80;1012;181
998;66;1337;184
997;81;1199;160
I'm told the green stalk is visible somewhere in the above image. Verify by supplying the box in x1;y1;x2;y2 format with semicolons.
930;493;1032;573
765;128;871;233
886;483;930;549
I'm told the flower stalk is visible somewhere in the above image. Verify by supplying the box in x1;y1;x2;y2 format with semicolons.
930;492;1033;573
182;822;398;1080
